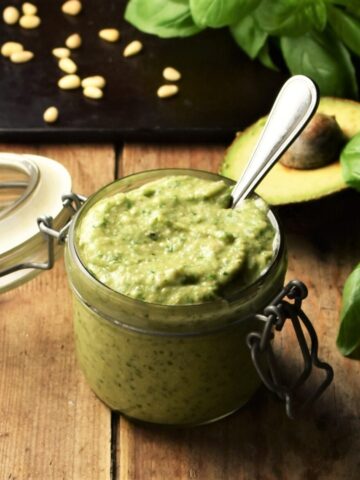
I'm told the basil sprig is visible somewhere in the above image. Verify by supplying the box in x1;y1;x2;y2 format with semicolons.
341;132;360;190
337;265;360;356
125;0;359;98
337;133;360;356
124;0;203;38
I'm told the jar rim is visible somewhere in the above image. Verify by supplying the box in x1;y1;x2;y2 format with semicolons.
67;168;285;312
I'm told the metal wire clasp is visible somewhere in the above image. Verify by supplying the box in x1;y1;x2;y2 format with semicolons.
247;280;334;419
37;193;86;245
0;193;86;277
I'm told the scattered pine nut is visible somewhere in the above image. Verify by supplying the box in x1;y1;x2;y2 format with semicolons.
163;67;181;82
62;1;82;16
22;3;37;15
52;47;71;59
58;57;77;74
58;74;81;90
83;86;103;99
10;50;34;63
19;14;41;29
1;41;24;57
123;40;143;57
157;84;179;99
3;6;20;25
65;33;82;49
98;28;120;43
81;75;106;89
43;106;59;124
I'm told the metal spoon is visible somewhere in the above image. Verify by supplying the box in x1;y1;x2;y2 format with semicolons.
231;75;319;208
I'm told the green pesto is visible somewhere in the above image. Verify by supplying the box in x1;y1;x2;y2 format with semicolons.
76;175;275;305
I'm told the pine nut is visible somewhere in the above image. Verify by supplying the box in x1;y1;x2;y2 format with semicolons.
83;86;103;99
58;74;81;90
123;40;143;57
52;47;71;59
81;76;106;89
62;1;82;16
19;15;41;29
65;33;81;49
157;85;179;99
22;3;37;15
1;41;24;57
98;28;120;43
59;57;77;74
43;106;59;124
163;67;181;82
3;6;20;25
10;50;34;63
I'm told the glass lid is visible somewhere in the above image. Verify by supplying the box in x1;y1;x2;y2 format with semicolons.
0;156;39;221
0;153;72;292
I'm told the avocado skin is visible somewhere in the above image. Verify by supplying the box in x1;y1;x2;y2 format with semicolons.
220;97;360;205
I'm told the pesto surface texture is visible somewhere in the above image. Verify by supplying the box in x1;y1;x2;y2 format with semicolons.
77;175;275;305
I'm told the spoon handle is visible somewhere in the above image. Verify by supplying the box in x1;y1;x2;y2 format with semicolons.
231;75;319;208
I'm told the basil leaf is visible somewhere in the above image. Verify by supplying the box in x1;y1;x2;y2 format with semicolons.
230;15;267;59
347;5;360;18
308;1;327;31
328;6;360;56
327;1;360;18
257;43;278;71
329;0;357;4
337;263;360;356
255;0;316;36
125;0;203;38
189;0;260;29
280;29;358;98
340;133;360;191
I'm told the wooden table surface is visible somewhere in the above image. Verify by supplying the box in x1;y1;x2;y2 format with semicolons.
1;142;360;480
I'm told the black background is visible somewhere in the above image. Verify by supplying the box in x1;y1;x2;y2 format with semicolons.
1;0;357;143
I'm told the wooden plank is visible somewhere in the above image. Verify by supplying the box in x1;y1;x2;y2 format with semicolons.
117;144;360;480
0;144;115;479
119;143;226;177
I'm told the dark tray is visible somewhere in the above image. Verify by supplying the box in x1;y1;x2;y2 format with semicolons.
0;1;289;142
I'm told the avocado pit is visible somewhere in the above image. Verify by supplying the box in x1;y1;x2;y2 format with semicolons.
280;113;345;170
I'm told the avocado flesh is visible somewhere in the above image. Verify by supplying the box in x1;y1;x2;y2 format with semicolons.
220;97;360;205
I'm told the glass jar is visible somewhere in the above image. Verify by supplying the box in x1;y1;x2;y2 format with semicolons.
65;168;287;426
0;157;333;425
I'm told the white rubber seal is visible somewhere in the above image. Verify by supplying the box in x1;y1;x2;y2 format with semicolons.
0;153;72;291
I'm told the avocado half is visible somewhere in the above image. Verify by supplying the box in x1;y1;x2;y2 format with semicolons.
220;97;360;205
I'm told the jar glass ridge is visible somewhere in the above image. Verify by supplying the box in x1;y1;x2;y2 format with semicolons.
65;168;287;425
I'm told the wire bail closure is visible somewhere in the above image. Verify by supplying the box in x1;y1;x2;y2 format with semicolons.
37;193;86;245
0;192;86;278
247;280;334;419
